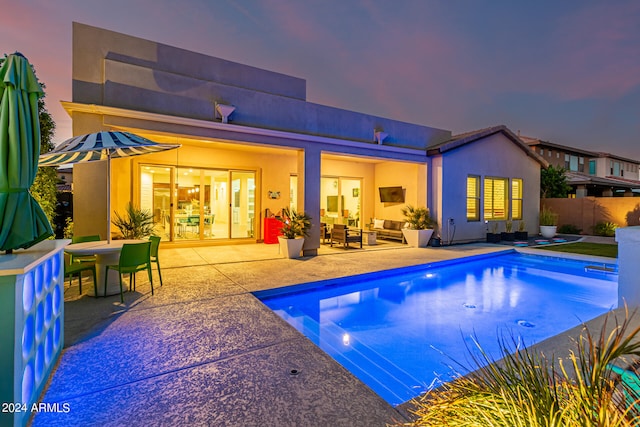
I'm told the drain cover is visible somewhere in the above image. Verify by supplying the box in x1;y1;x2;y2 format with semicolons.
517;320;535;328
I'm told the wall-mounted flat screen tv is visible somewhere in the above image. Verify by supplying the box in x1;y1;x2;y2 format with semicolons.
379;186;404;203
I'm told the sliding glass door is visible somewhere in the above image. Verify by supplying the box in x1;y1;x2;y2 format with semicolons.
230;171;255;238
320;176;361;227
140;165;255;241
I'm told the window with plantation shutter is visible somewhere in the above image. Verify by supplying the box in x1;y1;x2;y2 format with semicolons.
511;179;523;220
466;176;480;221
483;177;508;220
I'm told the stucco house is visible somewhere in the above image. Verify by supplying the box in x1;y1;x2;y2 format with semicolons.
66;23;544;252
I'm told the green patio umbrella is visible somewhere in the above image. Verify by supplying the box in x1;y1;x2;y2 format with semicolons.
0;52;53;253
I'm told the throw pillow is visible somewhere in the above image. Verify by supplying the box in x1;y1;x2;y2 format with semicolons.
373;219;385;229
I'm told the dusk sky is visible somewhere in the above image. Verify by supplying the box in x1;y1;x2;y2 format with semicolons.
2;0;639;158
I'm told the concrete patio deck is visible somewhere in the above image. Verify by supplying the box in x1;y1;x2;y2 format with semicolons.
29;239;623;426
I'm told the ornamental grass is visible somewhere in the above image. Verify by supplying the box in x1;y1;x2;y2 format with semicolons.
399;307;640;427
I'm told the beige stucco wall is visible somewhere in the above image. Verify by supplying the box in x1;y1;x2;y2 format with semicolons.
435;133;541;243
321;158;376;224
373;162;426;222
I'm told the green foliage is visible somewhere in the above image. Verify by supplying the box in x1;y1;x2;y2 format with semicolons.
541;165;572;198
401;205;435;230
539;206;558;226
517;220;526;232
558;224;582;234
31;166;58;223
593;222;618;237
279;207;312;239
400;308;640;427
505;220;513;232
63;218;74;239
112;203;155;239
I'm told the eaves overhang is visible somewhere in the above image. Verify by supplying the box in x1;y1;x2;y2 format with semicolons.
61;101;429;161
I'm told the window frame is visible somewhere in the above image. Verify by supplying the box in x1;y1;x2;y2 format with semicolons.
483;177;509;221
511;178;523;220
466;175;480;222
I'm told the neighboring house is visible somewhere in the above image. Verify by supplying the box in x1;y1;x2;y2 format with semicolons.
56;166;73;192
67;23;544;249
523;137;640;197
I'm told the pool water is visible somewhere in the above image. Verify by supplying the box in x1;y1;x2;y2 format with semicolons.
255;251;618;406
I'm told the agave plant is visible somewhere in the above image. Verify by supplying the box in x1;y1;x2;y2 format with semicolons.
399;307;640;427
112;202;155;239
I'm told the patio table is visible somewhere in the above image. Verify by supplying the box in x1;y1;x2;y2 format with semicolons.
64;239;146;297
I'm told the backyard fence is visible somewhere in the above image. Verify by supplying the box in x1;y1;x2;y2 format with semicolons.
542;197;640;234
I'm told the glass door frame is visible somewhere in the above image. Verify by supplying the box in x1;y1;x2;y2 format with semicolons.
138;163;258;243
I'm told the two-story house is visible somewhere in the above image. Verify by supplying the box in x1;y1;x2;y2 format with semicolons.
522;136;640;197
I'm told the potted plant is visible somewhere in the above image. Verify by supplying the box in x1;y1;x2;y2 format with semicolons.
514;220;528;241
400;205;435;247
486;221;501;243
501;220;515;242
278;207;312;258
539;206;558;238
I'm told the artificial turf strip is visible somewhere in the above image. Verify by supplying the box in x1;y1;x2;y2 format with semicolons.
531;242;618;258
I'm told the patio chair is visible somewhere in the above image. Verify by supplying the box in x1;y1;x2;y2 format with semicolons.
105;241;153;303
320;222;330;244
69;234;101;263
64;257;97;296
330;224;362;249
149;235;163;287
187;215;200;236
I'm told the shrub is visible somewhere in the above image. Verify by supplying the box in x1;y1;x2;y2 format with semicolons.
558;224;582;235
593;222;618;237
63;218;74;239
112;203;155;239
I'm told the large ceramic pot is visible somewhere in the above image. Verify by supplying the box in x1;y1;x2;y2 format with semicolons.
539;225;557;239
402;228;434;248
278;236;305;258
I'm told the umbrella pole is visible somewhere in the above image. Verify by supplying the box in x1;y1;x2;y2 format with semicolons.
107;153;111;243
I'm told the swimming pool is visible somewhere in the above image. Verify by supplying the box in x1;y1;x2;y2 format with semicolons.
255;251;618;406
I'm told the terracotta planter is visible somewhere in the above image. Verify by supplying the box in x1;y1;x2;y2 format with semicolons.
278;236;305;258
402;228;434;248
540;225;557;239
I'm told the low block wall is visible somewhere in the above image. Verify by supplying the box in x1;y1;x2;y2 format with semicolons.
542;197;640;233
